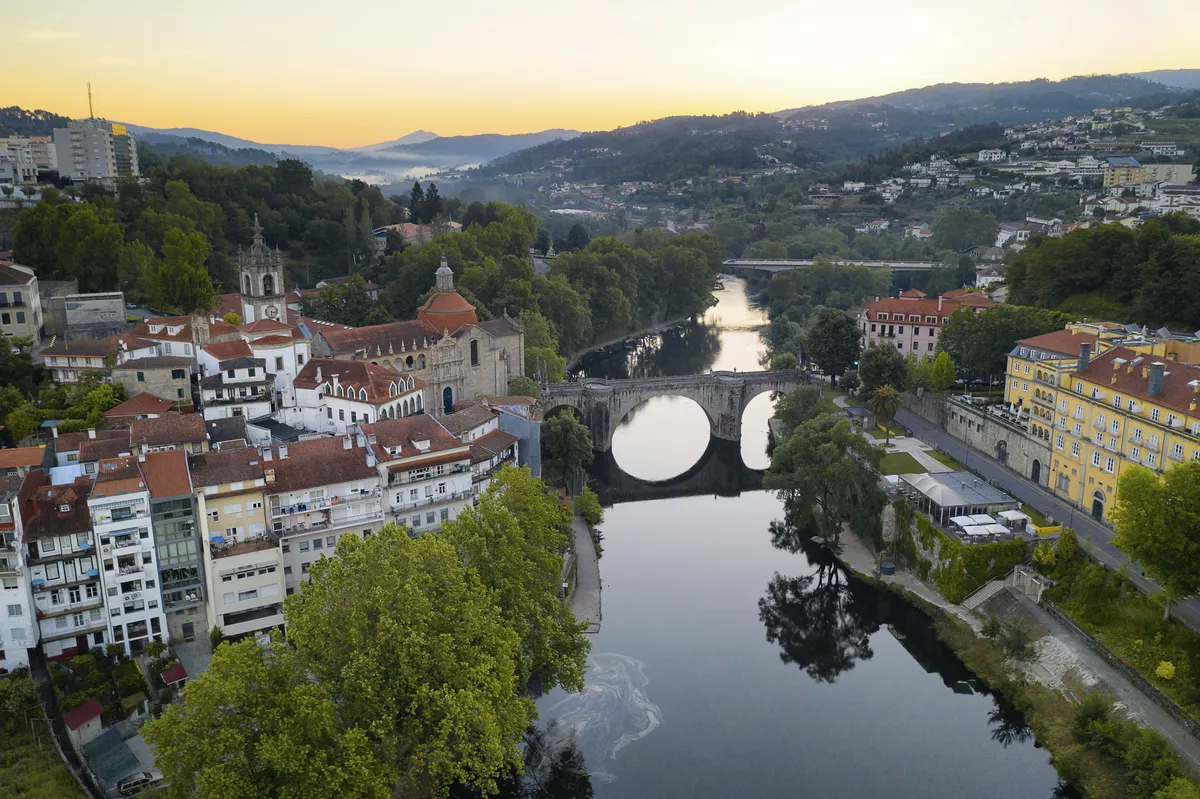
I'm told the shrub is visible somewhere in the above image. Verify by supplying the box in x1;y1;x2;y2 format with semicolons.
998;619;1036;662
209;625;224;650
1155;661;1176;681
118;671;145;697
144;641;167;658
980;616;1003;640
60;691;89;711
573;487;603;527
1032;541;1056;568
1055;528;1078;562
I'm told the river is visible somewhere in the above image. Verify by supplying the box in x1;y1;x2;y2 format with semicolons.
528;276;1065;798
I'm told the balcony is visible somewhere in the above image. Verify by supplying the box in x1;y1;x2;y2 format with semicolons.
1034;375;1057;387
274;507;385;538
204;392;271;407
391;491;472;512
0;555;21;575
40;595;105;617
1170;449;1185;462
388;466;468;487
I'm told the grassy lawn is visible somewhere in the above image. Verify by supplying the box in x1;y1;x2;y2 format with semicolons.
0;724;85;799
1023;505;1050;528
879;452;926;476
928;450;964;470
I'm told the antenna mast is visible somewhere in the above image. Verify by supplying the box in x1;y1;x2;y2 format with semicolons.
87;82;94;119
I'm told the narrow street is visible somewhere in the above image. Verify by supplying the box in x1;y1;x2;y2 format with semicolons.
894;406;1200;632
570;516;601;633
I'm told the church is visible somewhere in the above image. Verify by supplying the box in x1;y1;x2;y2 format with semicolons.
304;255;525;415
237;216;289;324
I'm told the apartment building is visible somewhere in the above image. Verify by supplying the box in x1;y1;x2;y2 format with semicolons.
130;414;209;456
1;476;38;671
52;119;138;184
858;289;998;360
20;474;105;660
441;404;518;499
286;359;427;435
1102;156;1144;188
192;449;285;641
1005;325;1200;520
90;457;167;656
263;436;384;595
0;446;47;479
198;357;274;421
142;450;207;643
361;416;473;533
0;138;39;185
0;263;43;341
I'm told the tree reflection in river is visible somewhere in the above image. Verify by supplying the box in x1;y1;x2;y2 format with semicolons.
758;559;878;683
989;704;1035;749
575;321;721;380
456;725;593;799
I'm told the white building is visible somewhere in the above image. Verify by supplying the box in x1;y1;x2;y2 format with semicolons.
21;475;106;660
0;263;44;342
198;356;275;421
361;416;473;534
978;149;1006;163
1;475;38;671
90;457;168;656
262;436;384;596
53;119;138;185
439;405;519;499
286;359;426;435
0;138;40;186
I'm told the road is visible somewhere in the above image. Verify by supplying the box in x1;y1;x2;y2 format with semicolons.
570;516;601;633
894;406;1200;632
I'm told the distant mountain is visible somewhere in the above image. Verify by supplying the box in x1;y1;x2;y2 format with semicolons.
1134;69;1200;90
137;134;278;168
354;130;438;151
775;74;1179;123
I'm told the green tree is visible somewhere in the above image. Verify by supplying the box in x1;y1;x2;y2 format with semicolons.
858;344;908;394
526;347;567;383
865;386;900;445
770;352;798;370
300;275;391;327
408;181;424;222
804;308;861;386
774;386;826;439
1111;464;1200;619
542;413;594;491
284;525;531;798
222;312;243;326
148;228;217;314
574;486;603;527
439;465;589;692
765;414;885;547
938;304;1070;380
507;375;541;399
931;207;1000;252
422;183;443;223
566;223;591;251
929;350;958;391
144;640;392;799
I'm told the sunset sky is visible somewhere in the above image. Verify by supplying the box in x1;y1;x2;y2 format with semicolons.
7;0;1199;148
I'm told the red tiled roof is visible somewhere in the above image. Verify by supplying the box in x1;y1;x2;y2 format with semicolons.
92;457;146;498
141;450;192;499
64;697;103;731
41;338;115;358
188;448;264;488
132;317;193;343
862;292;994;323
1072;347;1200;418
104;393;175;418
469;429;519;463
1016;329;1100;358
249;334;297;347
294;359;424;405
130;414;207;447
23;477;93;541
0;446;44;469
55;429;125;453
316;320;442;358
78;437;133;463
214;293;242;319
240;319;293;334
417;290;478;334
161;662;188;685
203;340;253;361
898;288;927;299
0;263;35;286
361;415;465;460
263;436;377;493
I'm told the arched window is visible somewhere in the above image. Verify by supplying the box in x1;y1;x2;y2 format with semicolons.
417;354;426;369
263;274;275;296
416;393;423;411
403;399;410;416
243;275;252;295
443;386;454;414
406;376;414;391
359;388;368;401
389;382;397;397
382;359;392;369
405;355;414;371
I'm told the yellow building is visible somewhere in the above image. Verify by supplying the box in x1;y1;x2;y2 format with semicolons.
1102;157;1145;188
191;448;286;640
1005;327;1200;521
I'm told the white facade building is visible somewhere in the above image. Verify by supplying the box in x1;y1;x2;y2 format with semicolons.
53;119;138;185
90;457;168;656
198;357;275;421
361;416;473;534
1;477;38;671
285;359;427;435
978;149;1006;163
0;138;40;186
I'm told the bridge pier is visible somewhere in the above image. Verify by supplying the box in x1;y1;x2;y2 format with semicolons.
543;370;804;452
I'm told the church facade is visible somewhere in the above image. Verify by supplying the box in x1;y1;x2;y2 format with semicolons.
309;257;524;415
238;216;288;324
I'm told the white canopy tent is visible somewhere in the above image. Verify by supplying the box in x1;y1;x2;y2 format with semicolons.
949;515;976;527
998;510;1030;523
969;514;996;525
961;525;991;537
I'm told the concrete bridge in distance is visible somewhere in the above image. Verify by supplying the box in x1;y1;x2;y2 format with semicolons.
723;258;940;274
543;369;803;452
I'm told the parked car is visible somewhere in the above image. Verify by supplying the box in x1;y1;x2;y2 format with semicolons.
118;771;161;796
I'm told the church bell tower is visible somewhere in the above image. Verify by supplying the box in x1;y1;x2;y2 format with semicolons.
238;215;286;323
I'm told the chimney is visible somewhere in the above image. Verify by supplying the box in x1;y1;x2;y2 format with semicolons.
88;428;96;440
279;445;289;460
137;452;145;463
356;433;366;448
52;427;59;439
938;296;943;312
366;451;377;468
316;365;322;383
265;468;275;484
1148;362;1165;396
1077;343;1091;372
343;435;352;450
263;449;273;462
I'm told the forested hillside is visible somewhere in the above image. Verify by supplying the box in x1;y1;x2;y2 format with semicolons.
0;106;72;137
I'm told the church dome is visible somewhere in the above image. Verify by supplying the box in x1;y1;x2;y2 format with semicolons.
417;253;477;332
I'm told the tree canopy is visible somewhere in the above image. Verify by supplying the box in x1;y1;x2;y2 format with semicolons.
804;309;862;384
938;304;1071;379
857;343;908;394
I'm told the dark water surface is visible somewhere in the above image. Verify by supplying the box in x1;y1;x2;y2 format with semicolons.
535;278;1062;798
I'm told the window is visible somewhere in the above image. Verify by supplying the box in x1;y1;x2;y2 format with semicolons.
0;313;8;325
137;371;145;382
1104;457;1116;473
1168;414;1178;427
1012;379;1018;388
426;512;436;524
223;592;235;605
1057;474;1070;491
470;340;480;366
297;353;304;365
1091;452;1101;467
1023;364;1030;374
1075;381;1083;393
897;326;904;335
15;312;24;324
1131;446;1141;461
275;357;284;370
338;409;345;421
1022;383;1028;392
1097;413;1105;426
227;369;235;379
299;541;310;552
440;508;449;522
248;368;256;377
1055;434;1064;450
1148;453;1158;468
1113;395;1121;408
301;562;310;574
1151;408;1161;422
1174;443;1185;459
72;613;84;627
7;604;22;617
1070;441;1080;457
177;389;185;399
171;369;186;380
2;578;16;590
312;538;323;550
870;324;876;333
927;342;933;351
238;589;258;601
284;566;293;575
326;536;335;548
1109;419;1119;433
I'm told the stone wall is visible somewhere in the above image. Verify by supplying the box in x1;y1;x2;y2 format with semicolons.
903;391;1053;488
112;365;192;408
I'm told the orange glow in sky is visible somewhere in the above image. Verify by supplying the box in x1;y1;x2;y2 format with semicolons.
6;0;1199;147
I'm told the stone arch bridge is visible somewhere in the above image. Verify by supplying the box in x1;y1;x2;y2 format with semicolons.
543;370;803;451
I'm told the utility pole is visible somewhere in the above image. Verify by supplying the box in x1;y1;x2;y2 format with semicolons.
87;82;94;119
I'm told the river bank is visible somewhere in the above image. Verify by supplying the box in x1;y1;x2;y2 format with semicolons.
831;527;1200;796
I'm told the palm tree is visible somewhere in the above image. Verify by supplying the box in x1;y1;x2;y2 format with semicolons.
866;385;900;445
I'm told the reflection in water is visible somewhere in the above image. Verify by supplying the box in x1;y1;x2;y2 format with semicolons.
459;726;594;799
759;560;877;683
611;397;710;481
989;705;1034;749
542;654;664;783
576;321;722;380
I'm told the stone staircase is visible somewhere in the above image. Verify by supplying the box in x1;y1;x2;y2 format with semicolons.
961;577;1009;611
